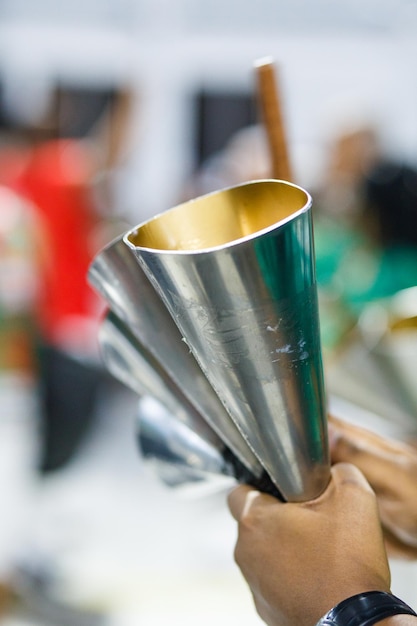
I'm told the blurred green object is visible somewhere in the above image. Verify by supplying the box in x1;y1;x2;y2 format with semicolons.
314;216;417;353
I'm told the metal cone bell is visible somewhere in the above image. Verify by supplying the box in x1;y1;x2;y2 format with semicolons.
125;179;330;501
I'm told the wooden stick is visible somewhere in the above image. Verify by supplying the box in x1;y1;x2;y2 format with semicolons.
254;57;293;182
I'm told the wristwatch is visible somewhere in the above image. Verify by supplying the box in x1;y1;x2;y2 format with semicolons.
316;591;417;626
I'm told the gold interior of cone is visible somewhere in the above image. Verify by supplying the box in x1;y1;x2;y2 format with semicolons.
127;180;309;251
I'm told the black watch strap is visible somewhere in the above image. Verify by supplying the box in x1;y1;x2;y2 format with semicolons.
316;591;417;626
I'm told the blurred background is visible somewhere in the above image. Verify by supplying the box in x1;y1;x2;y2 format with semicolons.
1;1;417;624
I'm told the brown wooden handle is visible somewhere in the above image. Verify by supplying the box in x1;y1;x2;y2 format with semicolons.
255;57;293;182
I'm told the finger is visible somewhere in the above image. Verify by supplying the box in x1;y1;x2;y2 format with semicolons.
227;484;277;521
328;417;411;490
330;461;374;495
227;485;258;521
329;415;387;452
329;415;411;455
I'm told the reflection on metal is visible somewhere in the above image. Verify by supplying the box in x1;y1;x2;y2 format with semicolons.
125;179;330;502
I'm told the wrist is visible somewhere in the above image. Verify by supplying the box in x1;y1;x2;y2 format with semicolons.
315;591;417;626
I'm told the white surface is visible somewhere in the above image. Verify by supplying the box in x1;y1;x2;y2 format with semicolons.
0;377;263;625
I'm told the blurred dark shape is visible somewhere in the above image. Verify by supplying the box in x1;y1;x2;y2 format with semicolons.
36;347;104;473
11;561;108;625
364;161;417;249
49;86;118;139
313;121;417;352
194;89;257;167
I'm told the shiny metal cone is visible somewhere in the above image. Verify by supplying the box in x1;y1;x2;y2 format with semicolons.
136;395;236;492
89;234;266;482
125;179;330;501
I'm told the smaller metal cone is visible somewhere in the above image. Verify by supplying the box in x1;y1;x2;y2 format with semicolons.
136;395;236;493
99;311;283;498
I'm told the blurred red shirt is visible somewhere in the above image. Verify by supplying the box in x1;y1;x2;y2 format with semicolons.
0;138;104;354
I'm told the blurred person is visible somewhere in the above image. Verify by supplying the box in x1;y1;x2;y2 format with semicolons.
227;414;417;626
314;118;417;309
0;82;136;472
0;125;107;473
311;121;389;349
315;123;381;224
